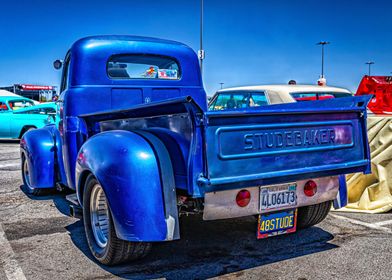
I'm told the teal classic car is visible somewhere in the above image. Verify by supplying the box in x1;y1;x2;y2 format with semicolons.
0;96;56;139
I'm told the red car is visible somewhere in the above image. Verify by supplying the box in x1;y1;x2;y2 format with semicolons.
355;75;392;114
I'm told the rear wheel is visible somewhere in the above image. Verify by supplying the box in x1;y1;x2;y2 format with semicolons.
83;174;152;265
297;200;332;229
21;153;46;195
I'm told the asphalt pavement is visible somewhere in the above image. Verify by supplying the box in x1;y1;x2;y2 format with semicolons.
1;141;392;280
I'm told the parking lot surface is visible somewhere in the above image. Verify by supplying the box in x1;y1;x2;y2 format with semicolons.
1;141;392;280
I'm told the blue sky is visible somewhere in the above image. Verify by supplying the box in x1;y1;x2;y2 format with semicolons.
0;0;391;94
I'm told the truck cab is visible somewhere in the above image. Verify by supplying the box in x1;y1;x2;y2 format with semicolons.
21;36;371;265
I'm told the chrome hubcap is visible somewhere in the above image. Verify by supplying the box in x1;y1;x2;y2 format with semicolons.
90;184;110;248
23;159;31;186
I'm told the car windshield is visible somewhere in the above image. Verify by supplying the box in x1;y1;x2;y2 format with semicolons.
209;91;268;111
8;99;35;110
290;92;352;102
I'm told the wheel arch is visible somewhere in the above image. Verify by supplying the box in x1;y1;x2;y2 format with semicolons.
75;130;179;242
20;127;55;189
76;169;92;207
18;125;37;139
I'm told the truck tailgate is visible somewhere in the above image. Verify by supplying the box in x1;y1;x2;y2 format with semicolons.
200;96;371;191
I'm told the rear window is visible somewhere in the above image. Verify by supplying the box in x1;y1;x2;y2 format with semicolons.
290;92;352;102
107;54;180;80
209;91;268;111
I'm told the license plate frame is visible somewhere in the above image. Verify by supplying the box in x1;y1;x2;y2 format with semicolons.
260;183;297;211
257;209;297;239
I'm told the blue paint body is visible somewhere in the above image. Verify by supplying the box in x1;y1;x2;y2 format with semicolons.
20;126;55;189
333;175;348;209
20;36;371;242
75;131;168;241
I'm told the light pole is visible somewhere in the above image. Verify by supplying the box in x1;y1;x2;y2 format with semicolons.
219;82;224;89
365;61;374;76
198;0;205;76
317;41;330;78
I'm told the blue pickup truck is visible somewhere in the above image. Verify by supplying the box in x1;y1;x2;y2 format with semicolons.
20;35;371;265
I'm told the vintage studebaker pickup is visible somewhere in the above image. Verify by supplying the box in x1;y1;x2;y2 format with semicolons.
20;35;371;265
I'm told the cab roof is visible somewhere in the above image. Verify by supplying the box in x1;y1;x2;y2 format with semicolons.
73;35;188;48
68;35;201;87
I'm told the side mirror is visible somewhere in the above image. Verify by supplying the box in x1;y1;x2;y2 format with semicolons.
53;59;63;70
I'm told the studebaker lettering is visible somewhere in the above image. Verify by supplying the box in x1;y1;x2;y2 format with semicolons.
244;128;336;151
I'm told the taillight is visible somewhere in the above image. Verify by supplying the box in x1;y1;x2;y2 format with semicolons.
304;180;317;197
236;190;251;207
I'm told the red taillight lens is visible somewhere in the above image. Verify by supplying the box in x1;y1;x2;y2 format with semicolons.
236;190;251;207
304;180;317;197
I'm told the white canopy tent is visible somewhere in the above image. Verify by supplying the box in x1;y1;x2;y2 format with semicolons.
0;89;19;97
0;90;40;104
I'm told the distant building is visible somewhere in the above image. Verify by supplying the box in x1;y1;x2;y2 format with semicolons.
0;84;57;102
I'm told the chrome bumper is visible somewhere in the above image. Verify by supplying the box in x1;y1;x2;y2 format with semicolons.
203;176;338;220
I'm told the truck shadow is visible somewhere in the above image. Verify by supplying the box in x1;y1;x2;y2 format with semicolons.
19;187;337;279
65;214;337;280
19;185;72;217
0;139;20;144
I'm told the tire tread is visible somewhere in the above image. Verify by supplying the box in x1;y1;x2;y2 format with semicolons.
297;200;331;229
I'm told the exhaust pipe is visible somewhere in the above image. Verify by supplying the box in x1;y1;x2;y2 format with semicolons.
66;193;83;219
69;204;83;219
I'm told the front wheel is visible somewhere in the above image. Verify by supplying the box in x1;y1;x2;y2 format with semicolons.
21;153;46;196
297;200;332;229
83;174;152;265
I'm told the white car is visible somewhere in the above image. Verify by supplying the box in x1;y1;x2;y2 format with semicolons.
208;84;353;110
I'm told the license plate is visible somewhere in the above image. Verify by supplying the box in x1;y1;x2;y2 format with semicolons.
260;183;297;211
257;209;297;239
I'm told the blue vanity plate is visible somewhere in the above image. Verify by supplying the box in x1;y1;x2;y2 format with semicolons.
257;209;297;239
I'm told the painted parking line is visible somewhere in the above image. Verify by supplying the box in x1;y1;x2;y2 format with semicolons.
330;214;392;234
0;163;20;169
373;220;392;226
0;223;27;280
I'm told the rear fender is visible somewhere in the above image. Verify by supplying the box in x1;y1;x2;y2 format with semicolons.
75;130;179;242
20;127;55;188
333;175;348;209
